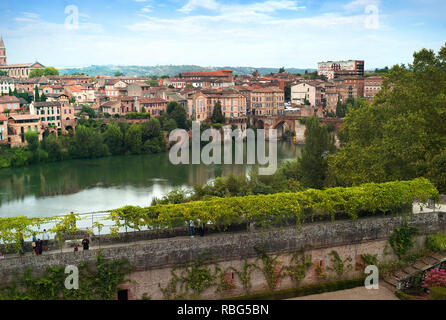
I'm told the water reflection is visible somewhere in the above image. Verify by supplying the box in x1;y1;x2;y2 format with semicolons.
0;141;301;217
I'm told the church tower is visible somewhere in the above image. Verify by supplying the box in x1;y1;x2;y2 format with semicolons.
0;36;7;66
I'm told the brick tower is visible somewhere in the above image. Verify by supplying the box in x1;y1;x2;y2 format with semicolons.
0;36;7;66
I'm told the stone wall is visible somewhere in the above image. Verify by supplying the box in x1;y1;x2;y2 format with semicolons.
1;211;444;299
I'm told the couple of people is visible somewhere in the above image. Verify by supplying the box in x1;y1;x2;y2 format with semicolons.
188;220;206;238
31;229;50;255
32;235;43;255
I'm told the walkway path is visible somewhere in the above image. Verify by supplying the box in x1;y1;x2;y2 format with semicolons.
289;282;398;300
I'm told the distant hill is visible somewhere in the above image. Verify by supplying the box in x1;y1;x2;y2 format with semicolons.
58;65;316;77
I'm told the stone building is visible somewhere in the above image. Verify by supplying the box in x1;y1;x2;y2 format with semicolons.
7;114;42;147
250;86;284;116
364;76;383;101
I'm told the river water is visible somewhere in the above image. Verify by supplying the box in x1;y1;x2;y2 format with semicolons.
0;141;302;218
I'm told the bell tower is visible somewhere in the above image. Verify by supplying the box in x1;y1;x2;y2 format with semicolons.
0;36;7;66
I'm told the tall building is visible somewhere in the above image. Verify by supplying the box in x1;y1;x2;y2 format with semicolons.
317;60;364;80
0;36;6;66
0;37;45;78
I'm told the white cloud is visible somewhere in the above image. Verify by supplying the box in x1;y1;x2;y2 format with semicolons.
178;0;220;13
141;5;153;13
343;0;380;12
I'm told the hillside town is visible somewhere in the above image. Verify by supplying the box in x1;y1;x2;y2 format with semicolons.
0;36;382;147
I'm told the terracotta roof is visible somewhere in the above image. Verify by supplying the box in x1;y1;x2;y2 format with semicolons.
0;96;20;103
138;98;168;104
34;101;61;107
0;115;8;121
9;114;40;121
252;86;283;93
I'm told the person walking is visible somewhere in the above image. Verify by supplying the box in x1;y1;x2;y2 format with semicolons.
82;235;90;251
189;220;195;238
42;229;49;251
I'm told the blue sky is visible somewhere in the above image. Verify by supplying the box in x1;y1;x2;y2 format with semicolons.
0;0;445;69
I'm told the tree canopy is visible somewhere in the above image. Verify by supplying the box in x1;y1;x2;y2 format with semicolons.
328;43;446;192
29;67;59;78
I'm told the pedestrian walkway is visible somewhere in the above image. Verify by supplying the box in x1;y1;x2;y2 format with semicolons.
288;282;398;300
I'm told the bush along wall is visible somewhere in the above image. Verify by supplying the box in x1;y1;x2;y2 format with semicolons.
110;178;439;233
0;252;132;300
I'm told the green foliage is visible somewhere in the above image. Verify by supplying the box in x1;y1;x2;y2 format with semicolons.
125;124;143;154
110;178;438;233
29;67;59;78
125;112;150;119
254;246;283;291
0;216;48;254
329;44;446;190
299;116;336;189
70;125;108;159
426;233;446;252
159;253;220;299
284;251;313;285
229;260;256;294
24;131;39;152
49;212;79;250
430;286;446;300
326;250;352;277
211;101;225;124
80;105;96;118
389;225;419;259
103;123;124;155
395;290;416;300
0;252;133;300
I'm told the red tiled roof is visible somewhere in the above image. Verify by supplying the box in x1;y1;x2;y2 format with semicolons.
0;96;20;103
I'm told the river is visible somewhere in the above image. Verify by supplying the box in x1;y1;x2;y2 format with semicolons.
0;141;301;218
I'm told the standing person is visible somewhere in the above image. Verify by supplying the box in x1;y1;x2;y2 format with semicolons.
32;233;37;255
19;232;25;256
74;243;78;253
36;239;43;256
189;220;195;238
82;235;90;251
42;229;49;251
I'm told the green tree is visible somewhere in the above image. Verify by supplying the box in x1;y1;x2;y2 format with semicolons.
70;125;107;159
81;105;96;118
299;116;334;189
0;70;7;76
25;131;39;152
328;43;446;189
125;124;143;154
278;67;285;73
34;86;40;102
114;71;124;77
170;104;189;129
167;101;180;114
163;118;177;132
103;123;124;155
141;117;161;142
211;101;225;124
42;134;64;162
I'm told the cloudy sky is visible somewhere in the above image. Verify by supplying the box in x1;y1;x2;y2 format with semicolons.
0;0;445;69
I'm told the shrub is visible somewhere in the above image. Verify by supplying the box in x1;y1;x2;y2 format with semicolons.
426;233;446;252
430;287;446;300
422;269;446;288
395;290;416;300
110;178;438;232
